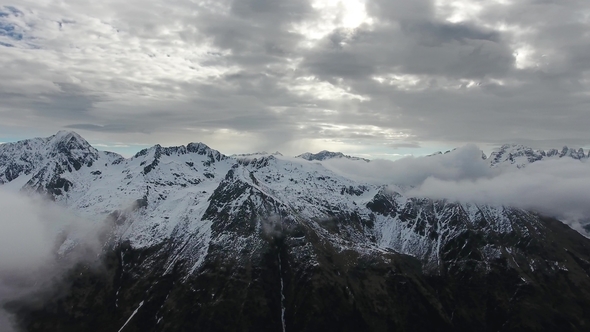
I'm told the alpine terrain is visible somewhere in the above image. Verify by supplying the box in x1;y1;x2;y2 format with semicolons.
2;131;590;332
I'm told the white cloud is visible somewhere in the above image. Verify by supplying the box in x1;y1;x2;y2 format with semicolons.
0;189;106;331
321;144;492;184
0;191;55;272
408;158;590;232
318;145;590;233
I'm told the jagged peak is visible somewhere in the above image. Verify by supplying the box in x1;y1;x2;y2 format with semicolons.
493;143;586;156
53;130;84;140
186;142;214;154
296;150;369;162
48;130;94;150
496;143;535;151
560;146;586;159
233;151;268;157
132;142;225;161
232;151;283;158
236;154;278;168
133;144;160;158
560;146;570;156
0;130;88;149
489;143;587;167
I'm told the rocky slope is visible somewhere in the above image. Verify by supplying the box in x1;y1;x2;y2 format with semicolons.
2;132;590;332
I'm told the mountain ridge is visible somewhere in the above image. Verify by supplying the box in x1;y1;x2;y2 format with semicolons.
2;131;590;331
2;130;588;167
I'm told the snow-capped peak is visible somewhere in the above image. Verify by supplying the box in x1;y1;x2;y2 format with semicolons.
559;146;586;160
232;151;283;158
488;144;587;168
50;130;90;146
296;150;369;162
133;142;225;161
0;130;102;185
48;130;99;161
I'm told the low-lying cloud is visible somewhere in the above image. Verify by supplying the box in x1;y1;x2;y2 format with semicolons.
408;158;590;234
0;189;107;331
321;144;493;185
318;145;590;234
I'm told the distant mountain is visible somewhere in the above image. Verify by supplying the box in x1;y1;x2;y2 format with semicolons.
3;132;590;332
487;144;588;168
232;151;284;158
426;144;588;169
296;150;370;162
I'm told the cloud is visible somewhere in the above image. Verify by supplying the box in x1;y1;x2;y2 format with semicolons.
1;1;590;155
407;158;590;233
320;144;492;185
317;145;590;234
0;189;107;331
0;191;55;272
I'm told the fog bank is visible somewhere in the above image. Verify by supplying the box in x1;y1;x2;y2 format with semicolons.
319;146;590;234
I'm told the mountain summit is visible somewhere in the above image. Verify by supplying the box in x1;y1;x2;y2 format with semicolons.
296;150;370;162
487;144;588;168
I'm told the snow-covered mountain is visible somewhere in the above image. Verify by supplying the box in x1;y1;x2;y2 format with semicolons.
3;132;590;332
427;144;588;169
296;150;370;162
486;144;588;168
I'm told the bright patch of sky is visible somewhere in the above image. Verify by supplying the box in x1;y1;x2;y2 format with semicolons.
293;0;372;44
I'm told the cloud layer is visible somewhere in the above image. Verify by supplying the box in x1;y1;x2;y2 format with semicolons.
410;159;590;234
319;146;590;234
1;0;590;156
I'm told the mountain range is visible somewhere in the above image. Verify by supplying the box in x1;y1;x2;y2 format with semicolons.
2;131;590;332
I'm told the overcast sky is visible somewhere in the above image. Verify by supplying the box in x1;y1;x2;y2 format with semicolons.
1;0;590;157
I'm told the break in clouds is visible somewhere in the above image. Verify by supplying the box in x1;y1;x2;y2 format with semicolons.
321;145;590;234
1;0;590;155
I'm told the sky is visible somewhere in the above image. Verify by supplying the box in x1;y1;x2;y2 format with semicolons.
1;0;590;158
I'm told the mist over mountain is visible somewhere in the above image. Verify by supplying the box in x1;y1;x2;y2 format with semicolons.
1;132;590;331
318;144;590;233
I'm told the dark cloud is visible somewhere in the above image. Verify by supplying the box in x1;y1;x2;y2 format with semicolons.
403;21;501;45
302;23;514;82
191;0;314;69
0;87;101;121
